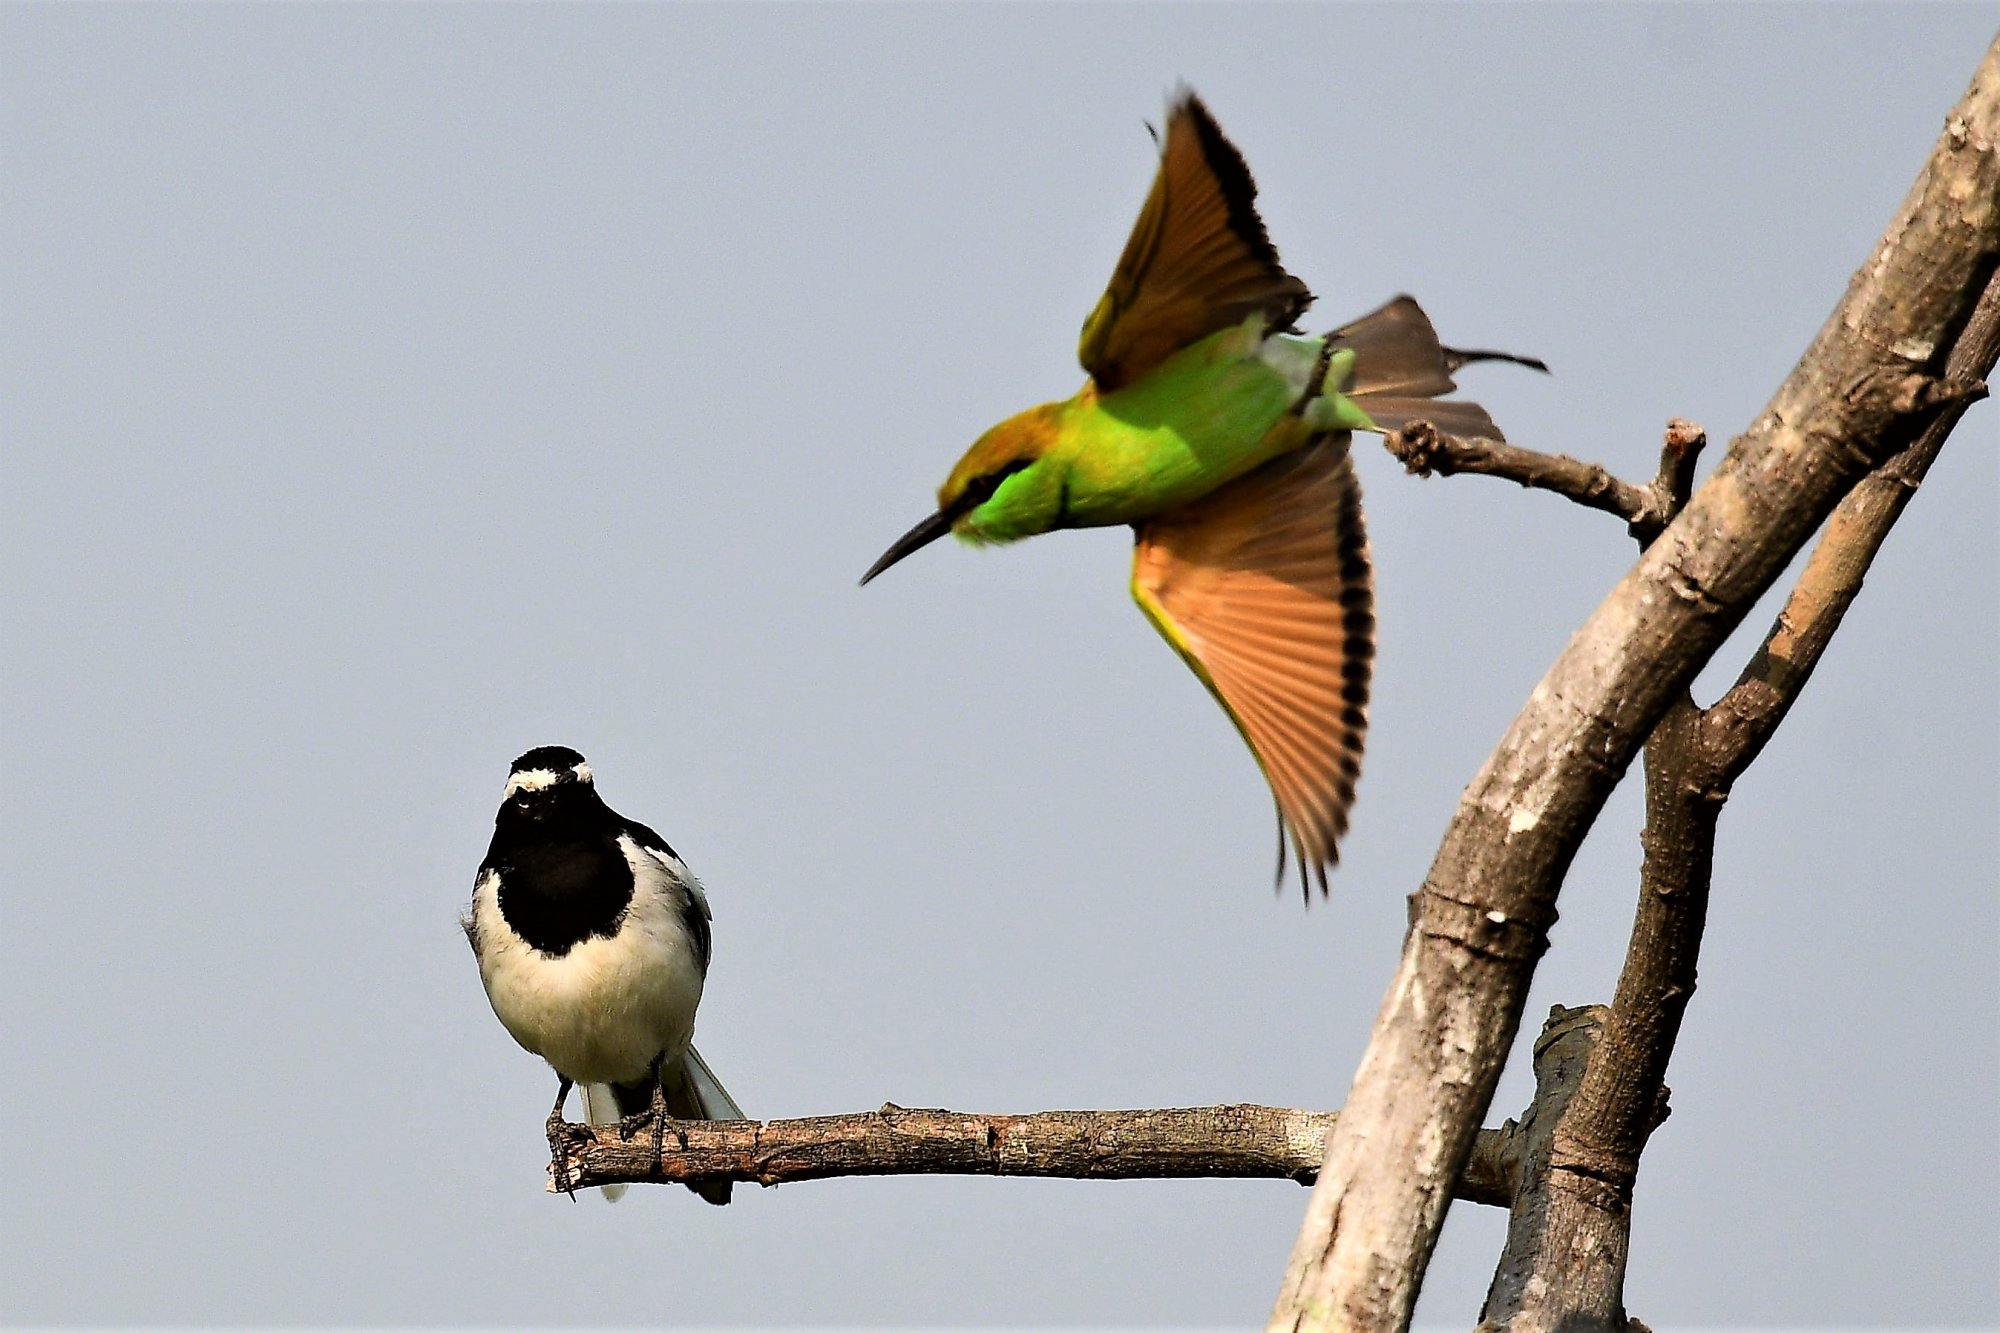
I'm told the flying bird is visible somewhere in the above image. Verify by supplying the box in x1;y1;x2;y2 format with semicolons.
863;92;1541;893
464;745;744;1202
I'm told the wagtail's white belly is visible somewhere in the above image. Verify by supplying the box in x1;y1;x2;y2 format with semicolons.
472;836;706;1085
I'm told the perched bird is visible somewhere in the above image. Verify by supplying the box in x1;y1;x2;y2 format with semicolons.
862;91;1540;893
463;745;743;1203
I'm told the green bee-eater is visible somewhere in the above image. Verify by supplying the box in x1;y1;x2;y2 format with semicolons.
864;92;1540;892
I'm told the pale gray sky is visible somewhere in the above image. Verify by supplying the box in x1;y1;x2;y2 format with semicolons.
3;4;1994;1326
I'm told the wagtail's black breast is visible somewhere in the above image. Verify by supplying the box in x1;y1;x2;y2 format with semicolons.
490;836;633;957
484;745;633;956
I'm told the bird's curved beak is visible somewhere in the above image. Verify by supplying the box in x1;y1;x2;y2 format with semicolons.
861;509;954;585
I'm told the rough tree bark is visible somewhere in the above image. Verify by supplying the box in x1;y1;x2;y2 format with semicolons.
1478;260;2000;1332
1269;41;1999;1333
1374;271;1995;1329
1475;1005;1643;1329
1410;418;1706;1330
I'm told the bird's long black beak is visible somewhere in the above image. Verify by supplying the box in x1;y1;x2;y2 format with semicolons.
861;509;955;585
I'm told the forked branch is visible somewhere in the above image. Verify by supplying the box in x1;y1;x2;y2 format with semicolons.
1705;268;1996;779
1273;42;2000;1333
1480;268;1993;1326
1477;428;1708;1329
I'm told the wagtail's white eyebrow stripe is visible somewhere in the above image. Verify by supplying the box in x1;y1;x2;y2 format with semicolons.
504;761;593;797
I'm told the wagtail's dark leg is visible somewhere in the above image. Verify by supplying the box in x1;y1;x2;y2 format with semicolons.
545;1075;578;1200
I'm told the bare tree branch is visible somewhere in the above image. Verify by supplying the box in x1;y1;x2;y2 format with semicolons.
1270;42;2000;1333
1705;265;1999;779
1477;421;1710;1330
1382;425;1649;525
1480;695;1714;1331
1381;418;1706;543
1475;1005;1650;1329
545;1104;1514;1205
1489;260;2000;1330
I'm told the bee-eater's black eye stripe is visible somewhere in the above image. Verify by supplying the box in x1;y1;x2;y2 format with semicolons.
951;459;1036;516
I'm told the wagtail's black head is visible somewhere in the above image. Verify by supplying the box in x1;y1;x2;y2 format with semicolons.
498;745;605;834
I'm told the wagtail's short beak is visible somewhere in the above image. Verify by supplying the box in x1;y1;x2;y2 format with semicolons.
861;509;954;585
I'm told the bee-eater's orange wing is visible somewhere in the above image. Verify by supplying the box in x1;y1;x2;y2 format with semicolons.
1079;92;1312;393
1130;435;1372;894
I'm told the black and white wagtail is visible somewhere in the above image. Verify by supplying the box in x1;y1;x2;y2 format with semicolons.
464;745;744;1204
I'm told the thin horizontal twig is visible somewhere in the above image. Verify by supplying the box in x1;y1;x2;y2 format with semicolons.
1383;419;1708;543
1384;423;1647;526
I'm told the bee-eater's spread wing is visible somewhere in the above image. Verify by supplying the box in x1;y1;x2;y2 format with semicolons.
1130;435;1372;894
1329;295;1548;440
1079;92;1312;393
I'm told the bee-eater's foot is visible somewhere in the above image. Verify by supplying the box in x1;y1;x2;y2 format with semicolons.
1290;339;1336;417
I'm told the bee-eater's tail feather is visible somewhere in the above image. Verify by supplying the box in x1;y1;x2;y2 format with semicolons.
1328;295;1458;398
1443;345;1550;376
579;1082;629;1203
1353;396;1507;443
1328;295;1540;441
